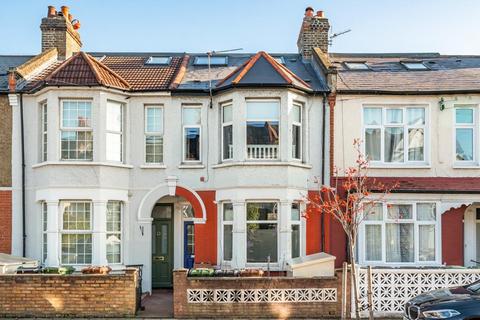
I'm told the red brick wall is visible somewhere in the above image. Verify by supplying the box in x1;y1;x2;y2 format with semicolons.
0;190;12;254
306;191;322;255
173;269;349;319
442;206;466;266
0;270;138;317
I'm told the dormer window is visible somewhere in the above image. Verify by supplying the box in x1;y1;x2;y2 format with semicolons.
344;62;369;70
273;57;285;65
146;56;172;65
401;61;428;70
194;56;228;66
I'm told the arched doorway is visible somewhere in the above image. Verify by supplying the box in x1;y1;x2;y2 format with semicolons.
151;196;196;288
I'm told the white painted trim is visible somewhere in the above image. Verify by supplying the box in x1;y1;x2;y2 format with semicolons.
32;161;134;169
0;187;12;191
212;161;312;169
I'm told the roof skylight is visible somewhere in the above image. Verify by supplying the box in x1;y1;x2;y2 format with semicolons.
401;61;428;70
344;62;369;70
146;56;172;65
273;57;286;65
194;56;228;66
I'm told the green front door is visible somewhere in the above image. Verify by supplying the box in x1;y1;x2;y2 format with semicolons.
152;204;174;288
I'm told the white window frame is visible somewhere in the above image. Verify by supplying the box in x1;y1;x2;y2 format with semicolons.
221;102;233;161
60;200;93;265
41;102;48;162
362;105;428;166
291;202;302;259
245;201;280;265
454;105;477;165
220;202;234;265
106;200;123;265
59;100;93;161
359;201;441;266
292;103;302;161
245;99;280;161
144;105;164;164
182;105;202;163
41;201;47;264
106;101;123;162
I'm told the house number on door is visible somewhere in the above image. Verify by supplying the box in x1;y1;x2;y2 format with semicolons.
157;231;162;236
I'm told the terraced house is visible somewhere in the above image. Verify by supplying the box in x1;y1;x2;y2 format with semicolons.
6;6;339;291
330;52;480;268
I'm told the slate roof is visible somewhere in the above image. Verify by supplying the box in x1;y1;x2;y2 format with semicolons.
330;53;480;94
178;53;329;93
0;55;34;92
215;51;311;92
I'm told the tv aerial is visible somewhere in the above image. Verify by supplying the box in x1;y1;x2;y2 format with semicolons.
329;29;352;46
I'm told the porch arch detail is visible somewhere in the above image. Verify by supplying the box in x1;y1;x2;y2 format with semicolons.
137;176;207;224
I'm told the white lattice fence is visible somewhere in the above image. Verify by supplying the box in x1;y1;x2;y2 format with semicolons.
355;268;480;317
187;288;337;304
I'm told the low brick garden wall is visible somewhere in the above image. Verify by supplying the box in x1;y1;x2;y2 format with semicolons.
173;269;349;319
0;269;138;318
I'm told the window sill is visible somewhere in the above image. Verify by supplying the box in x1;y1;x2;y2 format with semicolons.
140;164;167;169
452;164;480;169
212;161;312;169
178;164;205;169
369;164;431;169
32;161;134;169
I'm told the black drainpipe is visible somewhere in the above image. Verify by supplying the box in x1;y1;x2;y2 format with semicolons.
320;92;327;252
19;93;26;257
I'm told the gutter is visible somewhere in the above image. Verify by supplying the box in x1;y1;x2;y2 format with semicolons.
321;92;327;252
19;93;26;257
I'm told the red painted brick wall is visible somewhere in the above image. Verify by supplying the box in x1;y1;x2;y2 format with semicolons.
0;190;12;254
442;206;466;266
306;191;322;255
195;191;217;266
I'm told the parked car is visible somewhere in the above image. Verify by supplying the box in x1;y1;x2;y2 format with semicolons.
404;280;480;319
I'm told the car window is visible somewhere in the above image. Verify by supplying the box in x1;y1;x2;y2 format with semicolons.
467;281;480;293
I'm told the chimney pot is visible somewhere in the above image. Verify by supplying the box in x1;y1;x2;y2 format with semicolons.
8;72;16;93
316;10;324;18
48;6;56;17
68;13;73;22
61;6;69;18
305;7;314;17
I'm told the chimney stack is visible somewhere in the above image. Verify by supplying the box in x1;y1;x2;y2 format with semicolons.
40;5;82;60
297;6;330;60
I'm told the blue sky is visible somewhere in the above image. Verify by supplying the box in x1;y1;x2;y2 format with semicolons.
1;0;480;55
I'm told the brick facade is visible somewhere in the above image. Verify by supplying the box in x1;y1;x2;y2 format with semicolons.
173;269;348;319
0;191;12;254
0;96;11;187
0;270;138;317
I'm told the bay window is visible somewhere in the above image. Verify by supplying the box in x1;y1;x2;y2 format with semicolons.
145;106;164;163
41;102;47;162
246;100;280;160
292;103;302;160
222;203;233;262
361;202;438;265
246;202;278;263
106;101;123;162
455;106;475;162
291;203;301;259
222;103;233;160
61;101;93;160
182;106;201;162
61;201;92;265
106;201;122;264
363;106;426;164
